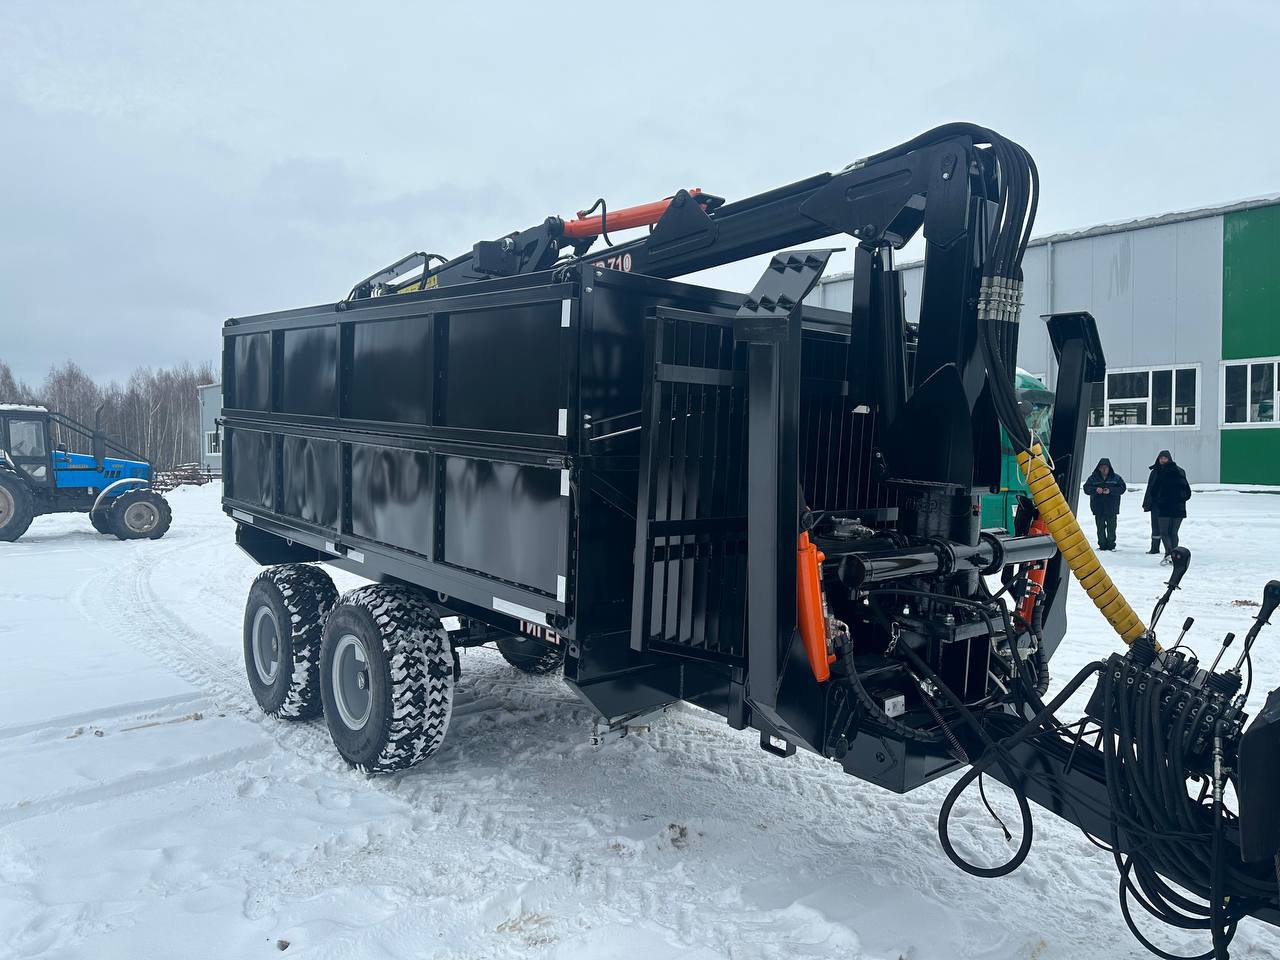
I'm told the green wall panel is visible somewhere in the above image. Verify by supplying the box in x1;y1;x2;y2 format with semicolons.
1220;429;1280;484
1222;204;1280;360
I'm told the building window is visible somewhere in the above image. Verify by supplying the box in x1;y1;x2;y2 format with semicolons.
1222;358;1279;426
206;429;222;456
1088;381;1105;427
1088;365;1199;429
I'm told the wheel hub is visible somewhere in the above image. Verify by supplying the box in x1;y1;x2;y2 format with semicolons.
332;634;373;730
124;500;159;533
0;487;12;526
251;605;282;684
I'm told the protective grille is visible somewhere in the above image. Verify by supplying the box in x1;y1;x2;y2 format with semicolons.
632;308;901;663
633;309;749;662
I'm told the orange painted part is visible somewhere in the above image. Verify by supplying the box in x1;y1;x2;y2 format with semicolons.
1019;517;1050;625
797;532;833;682
561;189;703;240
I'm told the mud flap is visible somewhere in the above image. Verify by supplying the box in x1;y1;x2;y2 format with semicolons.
1238;685;1280;862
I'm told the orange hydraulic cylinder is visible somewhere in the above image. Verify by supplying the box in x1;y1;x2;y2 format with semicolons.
561;189;703;239
1018;516;1050;626
797;532;835;682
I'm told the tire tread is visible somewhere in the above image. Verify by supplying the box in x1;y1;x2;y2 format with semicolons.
495;633;565;675
0;472;34;543
335;584;453;773
250;564;338;719
110;489;174;540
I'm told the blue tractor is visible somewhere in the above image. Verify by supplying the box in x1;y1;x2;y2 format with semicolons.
0;404;172;543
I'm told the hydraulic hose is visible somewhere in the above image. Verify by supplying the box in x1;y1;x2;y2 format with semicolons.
1016;443;1147;644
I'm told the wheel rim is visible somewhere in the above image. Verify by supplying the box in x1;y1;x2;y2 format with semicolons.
123;500;160;534
251;605;282;684
332;634;372;730
0;486;13;527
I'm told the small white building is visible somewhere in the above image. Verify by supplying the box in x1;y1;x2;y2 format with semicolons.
198;382;222;475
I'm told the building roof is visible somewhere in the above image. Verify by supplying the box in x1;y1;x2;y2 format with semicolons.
818;193;1280;285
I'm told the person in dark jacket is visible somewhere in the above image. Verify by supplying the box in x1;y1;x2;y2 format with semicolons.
1082;457;1126;550
1143;456;1165;554
1142;450;1191;562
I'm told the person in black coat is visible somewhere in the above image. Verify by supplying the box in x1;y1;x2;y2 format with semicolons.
1082;457;1126;550
1142;450;1191;561
1144;458;1166;554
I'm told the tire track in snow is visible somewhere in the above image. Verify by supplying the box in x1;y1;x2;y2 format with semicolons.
0;691;207;741
0;741;272;827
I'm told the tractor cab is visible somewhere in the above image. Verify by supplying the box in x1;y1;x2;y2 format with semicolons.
0;405;55;486
981;371;1056;532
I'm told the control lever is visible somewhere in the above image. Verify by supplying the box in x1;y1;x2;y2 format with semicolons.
1207;632;1235;676
1149;547;1191;632
1232;579;1280;672
1171;616;1194;651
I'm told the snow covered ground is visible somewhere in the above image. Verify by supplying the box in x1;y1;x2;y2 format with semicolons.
2;484;1279;960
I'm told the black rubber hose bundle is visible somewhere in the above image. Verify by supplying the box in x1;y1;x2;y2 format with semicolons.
886;625;1273;959
929;657;1106;879
1095;666;1277;960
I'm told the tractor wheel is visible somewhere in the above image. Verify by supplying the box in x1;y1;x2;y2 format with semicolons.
320;584;454;773
110;489;173;540
89;507;113;535
0;472;35;543
495;632;565;675
243;564;338;720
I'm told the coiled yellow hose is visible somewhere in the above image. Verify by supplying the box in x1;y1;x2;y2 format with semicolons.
1016;444;1147;644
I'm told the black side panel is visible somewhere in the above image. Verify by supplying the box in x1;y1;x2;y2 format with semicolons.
440;304;563;436
278;326;337;417
228;427;273;508
1239;686;1280;862
443;456;561;595
350;443;435;556
237;522;324;565
345;315;433;424
232;332;271;411
279;434;339;529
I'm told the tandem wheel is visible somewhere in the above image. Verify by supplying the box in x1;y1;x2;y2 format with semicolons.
243;564;338;719
495;632;566;675
319;584;454;773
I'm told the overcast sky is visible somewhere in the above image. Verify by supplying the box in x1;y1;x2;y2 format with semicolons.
2;1;1276;386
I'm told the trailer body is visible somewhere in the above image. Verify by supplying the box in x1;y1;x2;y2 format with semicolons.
222;267;947;778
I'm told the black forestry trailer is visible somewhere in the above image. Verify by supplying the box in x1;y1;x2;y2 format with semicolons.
223;124;1280;958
